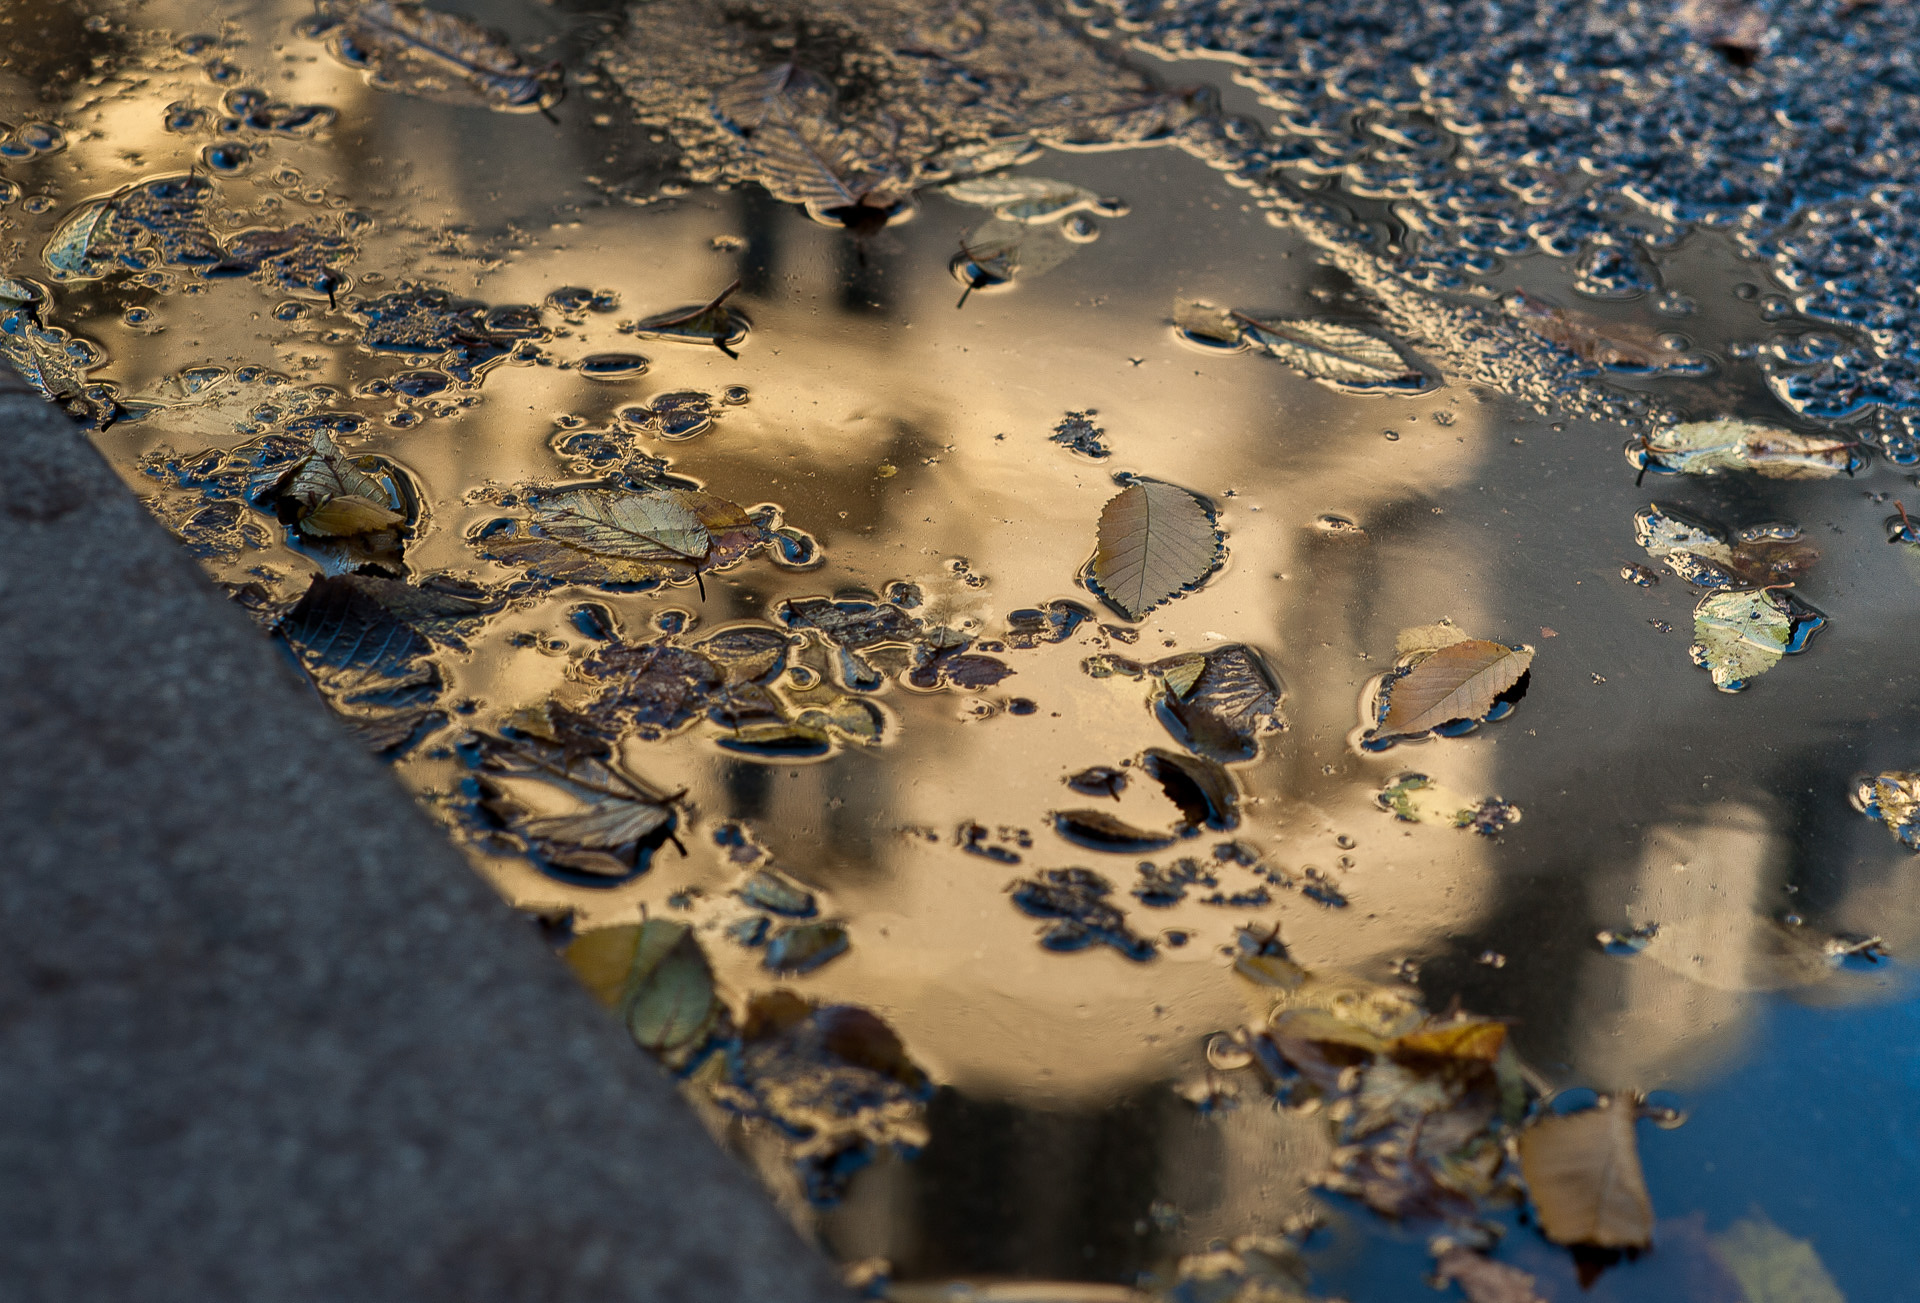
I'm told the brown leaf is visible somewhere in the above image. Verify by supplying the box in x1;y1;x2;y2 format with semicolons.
1434;1249;1548;1303
1092;479;1222;619
1517;1100;1654;1249
1382;639;1533;735
1394;1017;1508;1063
1505;291;1698;373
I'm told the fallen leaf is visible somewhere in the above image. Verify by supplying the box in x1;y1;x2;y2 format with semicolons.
1394;1017;1508;1063
1382;640;1534;735
42;197;118;281
1052;808;1179;852
1233;310;1428;391
1516;1099;1654;1249
314;0;562;112
0;311;89;400
1092;479;1222;619
630;280;749;353
955;216;1086;298
1632;420;1865;479
1635;504;1818;589
1150;644;1286;762
1689;588;1822;692
1505;291;1704;374
620;919;719;1056
1711;1210;1846;1303
941;175;1113;223
533;486;709;561
477;731;680;876
280;430;407;537
1434;1248;1548;1303
1233;927;1307;989
1141;748;1238;831
1173;299;1246;348
1854;770;1920;850
713;64;907;218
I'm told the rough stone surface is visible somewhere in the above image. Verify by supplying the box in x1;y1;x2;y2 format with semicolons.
0;383;851;1303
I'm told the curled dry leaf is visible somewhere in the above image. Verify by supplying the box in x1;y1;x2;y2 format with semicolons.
630;280;749;354
1091;479;1222;619
1380;639;1534;736
1150;644;1286;762
713;64;907;219
1689;588;1823;692
280;430;407;537
0;311;90;401
1631;419;1866;479
1516;1098;1654;1249
314;0;562;112
475;484;765;590
1854;770;1920;850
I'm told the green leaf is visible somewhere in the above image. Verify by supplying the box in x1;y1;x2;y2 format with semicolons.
619;919;719;1055
1232;311;1427;390
531;487;711;561
1516;1098;1654;1249
1689;589;1794;691
1092;479;1222;619
1711;1210;1846;1303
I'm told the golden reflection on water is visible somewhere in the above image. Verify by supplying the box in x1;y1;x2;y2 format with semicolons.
8;0;1920;1287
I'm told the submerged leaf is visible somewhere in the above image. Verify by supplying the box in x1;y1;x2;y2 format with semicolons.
1092;479;1222;619
1505;291;1703;374
1233;311;1428;391
1516;1100;1654;1249
478;484;763;589
631;280;749;352
955;216;1086;291
620;919;719;1056
1711;1210;1846;1303
316;0;561;112
1381;639;1534;735
1633;419;1865;479
43;198;118;281
765;920;850;974
1433;1249;1547;1303
477;731;680;877
1689;588;1822;692
0;312;89;400
1854;770;1920;850
940;175;1112;223
713;64;906;215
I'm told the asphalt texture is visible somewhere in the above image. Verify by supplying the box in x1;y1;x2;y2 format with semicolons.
0;377;852;1302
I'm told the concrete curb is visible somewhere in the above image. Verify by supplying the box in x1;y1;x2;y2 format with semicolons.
0;386;852;1302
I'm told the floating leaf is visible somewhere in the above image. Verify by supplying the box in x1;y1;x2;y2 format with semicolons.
1150;644;1285;762
1091;479;1222;619
1516;1099;1654;1249
1433;1249;1547;1303
43;198;118;281
1505;290;1704;375
1173;299;1246;348
1631;419;1865;479
713;64;906;217
1689;588;1823;692
1711;1210;1846;1303
1140;748;1238;831
619;919;719;1057
315;0;562;112
1854;770;1920;850
1233;927;1306;989
477;730;680;878
940;175;1113;223
533;487;708;562
1381;639;1534;735
280;430;407;537
1232;310;1428;391
1635;505;1818;589
630;280;749;354
0;311;89;400
953;216;1086;301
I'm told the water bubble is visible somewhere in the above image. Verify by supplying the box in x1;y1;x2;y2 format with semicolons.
122;306;157;329
164;102;209;133
721;385;750;405
1061;213;1100;242
18;123;65;154
23;195;54;214
205;58;241;83
1732;282;1759;301
273;300;312;322
1311;513;1366;539
176;33;218;54
1597;923;1659;955
1383;429;1399;441
0;180;21;206
578;352;649;380
201;142;251;172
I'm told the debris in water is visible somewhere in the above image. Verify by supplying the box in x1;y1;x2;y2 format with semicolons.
765;919;851;974
1364;631;1533;748
1629;420;1865;480
1375;775;1520;836
1149;644;1286;763
1008;868;1156;960
1634;504;1818;589
628;280;749;354
1050;409;1110;459
1689;588;1824;691
1853;771;1920;850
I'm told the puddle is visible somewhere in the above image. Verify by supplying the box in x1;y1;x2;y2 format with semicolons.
6;0;1919;1297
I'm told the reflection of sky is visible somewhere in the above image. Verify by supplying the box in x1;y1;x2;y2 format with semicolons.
10;0;1920;1290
